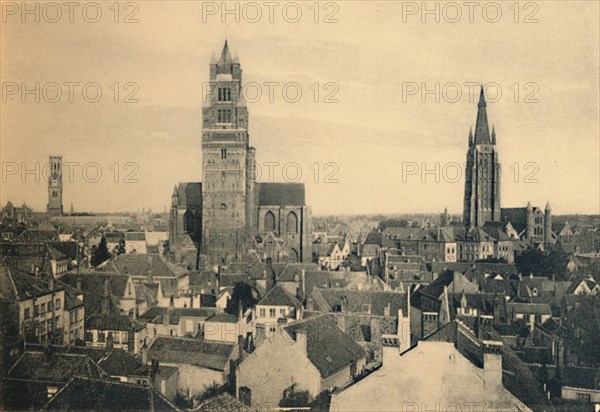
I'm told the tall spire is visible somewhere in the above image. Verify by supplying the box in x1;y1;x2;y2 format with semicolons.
219;39;232;64
473;86;491;145
468;127;473;146
491;125;496;145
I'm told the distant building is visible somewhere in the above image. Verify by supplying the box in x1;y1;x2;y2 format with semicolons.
47;155;63;216
1;201;33;224
501;202;553;248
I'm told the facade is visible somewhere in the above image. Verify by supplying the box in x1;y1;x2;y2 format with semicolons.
501;202;554;247
168;41;312;265
463;89;501;228
47;155;63;216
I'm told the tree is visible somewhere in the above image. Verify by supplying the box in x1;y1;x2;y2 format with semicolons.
225;282;258;317
378;219;409;231
117;236;126;255
91;236;111;267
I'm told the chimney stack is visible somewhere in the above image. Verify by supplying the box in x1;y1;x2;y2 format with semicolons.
295;329;307;355
101;278;111;315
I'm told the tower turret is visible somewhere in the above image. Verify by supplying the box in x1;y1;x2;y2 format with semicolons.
526;201;534;240
544;201;552;246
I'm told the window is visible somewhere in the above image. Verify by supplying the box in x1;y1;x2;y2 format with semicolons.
221;148;227;159
55;316;60;327
24;308;30;319
287;212;298;234
47;301;53;312
576;393;591;402
98;331;106;342
269;308;276;318
259;308;266;317
34;305;39;316
265;211;276;232
47;387;58;398
40;304;46;315
279;308;286;317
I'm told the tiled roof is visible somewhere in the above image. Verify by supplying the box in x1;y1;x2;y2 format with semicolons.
146;307;217;325
125;232;146;241
147;336;234;371
196;393;256;412
257;182;305;206
86;314;145;332
205;314;238;323
40;377;178;411
506;302;552;315
310;288;408;315
113;254;183;278
97;348;148;377
500;208;530;234
8;352;106;382
257;285;298;307
277;263;319;282
0;265;61;301
285;314;365;379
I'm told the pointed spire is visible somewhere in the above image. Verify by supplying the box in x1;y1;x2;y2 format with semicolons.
478;86;486;108
172;185;178;197
491;125;496;144
210;52;217;64
545;201;552;211
473;86;491;145
527;201;532;211
233;53;240;64
219;39;232;64
468;127;473;146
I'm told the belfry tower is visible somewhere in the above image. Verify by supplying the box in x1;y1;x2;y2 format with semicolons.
463;88;501;228
47;155;63;216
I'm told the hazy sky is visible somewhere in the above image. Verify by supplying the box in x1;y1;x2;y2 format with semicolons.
1;1;599;216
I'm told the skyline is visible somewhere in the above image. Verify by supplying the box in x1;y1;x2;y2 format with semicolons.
1;1;599;216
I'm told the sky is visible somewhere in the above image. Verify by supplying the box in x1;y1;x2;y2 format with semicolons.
1;1;599;216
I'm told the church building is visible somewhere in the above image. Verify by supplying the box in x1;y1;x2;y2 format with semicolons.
169;41;311;266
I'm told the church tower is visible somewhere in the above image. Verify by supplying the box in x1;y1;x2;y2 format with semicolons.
463;88;501;228
201;41;256;263
47;155;63;216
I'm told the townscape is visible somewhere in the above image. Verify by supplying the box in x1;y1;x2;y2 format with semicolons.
1;26;600;412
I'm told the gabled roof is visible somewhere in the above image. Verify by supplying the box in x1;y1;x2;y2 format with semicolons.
257;183;305;206
40;377;178;411
175;182;202;208
310;288;408;316
257;285;298;307
285;314;365;379
113;254;184;278
147;336;234;371
97;348;148;377
197;393;257;412
0;265;61;301
277;263;319;282
86;313;145;332
8;351;106;382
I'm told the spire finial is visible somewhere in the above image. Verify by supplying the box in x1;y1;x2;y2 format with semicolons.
478;85;486;108
468;127;473;145
491;124;496;144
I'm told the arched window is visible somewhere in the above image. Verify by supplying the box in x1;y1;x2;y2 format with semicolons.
288;248;299;262
220;203;227;210
264;211;276;232
287;212;298;234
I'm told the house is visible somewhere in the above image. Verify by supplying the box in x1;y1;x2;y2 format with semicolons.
40;377;178;411
567;274;600;295
146;336;237;400
4;350;106;410
330;320;546;412
316;240;351;270
253;285;299;338
560;367;600;404
0;265;67;344
506;302;552;327
308;288;411;352
204;311;250;344
196;393;256;412
237;314;366;408
142;306;217;338
125;231;147;254
85;313;146;354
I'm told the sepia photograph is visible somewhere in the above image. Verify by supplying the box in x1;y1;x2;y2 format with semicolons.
0;1;599;411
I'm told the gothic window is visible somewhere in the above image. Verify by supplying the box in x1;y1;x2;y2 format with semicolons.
226;88;231;101
287;212;298;234
221;149;227;159
264;211;276;232
221;203;226;210
289;248;299;262
217;109;222;122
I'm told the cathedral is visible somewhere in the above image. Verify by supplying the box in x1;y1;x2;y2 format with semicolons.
462;88;554;248
169;41;312;266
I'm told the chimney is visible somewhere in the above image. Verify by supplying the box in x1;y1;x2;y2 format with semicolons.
295;329;307;355
106;333;114;352
483;349;503;389
101;278;111;315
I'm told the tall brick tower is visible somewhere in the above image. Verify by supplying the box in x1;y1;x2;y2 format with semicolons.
201;41;256;263
47;155;63;216
463;88;501;228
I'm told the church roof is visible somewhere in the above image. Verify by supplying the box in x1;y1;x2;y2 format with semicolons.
257;183;305;206
176;182;202;208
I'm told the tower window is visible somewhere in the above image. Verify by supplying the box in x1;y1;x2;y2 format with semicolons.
221;149;227;159
218;87;232;102
221;203;227;210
